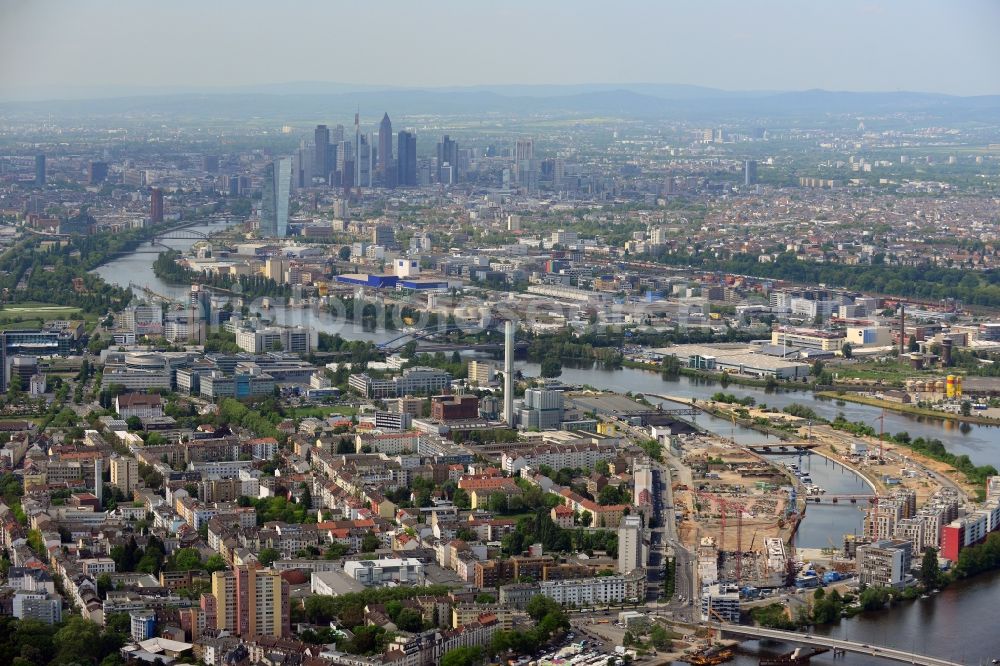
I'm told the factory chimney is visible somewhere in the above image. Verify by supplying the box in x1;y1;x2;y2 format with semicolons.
504;320;514;426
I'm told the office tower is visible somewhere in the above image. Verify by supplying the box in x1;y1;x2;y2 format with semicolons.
87;161;108;185
744;160;758;186
260;158;291;237
150;187;164;224
314;125;330;181
357;134;372;188
191;284;212;320
336;139;352;177
353;111;363;189
514;138;534;163
436;135;458;183
618;515;643;574
504;320;514;425
292;147;313;189
397;131;416;186
377;112;393;186
372;224;395;247
34;154;46;187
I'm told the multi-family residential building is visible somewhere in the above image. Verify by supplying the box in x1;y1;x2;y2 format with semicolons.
111;455;140;494
857;539;913;589
536;571;645;606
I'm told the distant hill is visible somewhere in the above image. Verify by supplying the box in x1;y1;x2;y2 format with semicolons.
1;82;998;122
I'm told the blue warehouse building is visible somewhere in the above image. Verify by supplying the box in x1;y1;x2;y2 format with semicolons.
335;273;398;289
398;279;448;291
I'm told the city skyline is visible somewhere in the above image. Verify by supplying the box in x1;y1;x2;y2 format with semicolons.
1;0;998;101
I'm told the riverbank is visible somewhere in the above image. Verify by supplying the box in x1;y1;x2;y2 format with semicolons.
816;390;1000;426
622;358;812;392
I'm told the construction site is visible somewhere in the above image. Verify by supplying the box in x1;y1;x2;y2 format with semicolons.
671;434;807;589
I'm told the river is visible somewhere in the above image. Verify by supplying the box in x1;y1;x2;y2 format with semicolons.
94;223;1000;664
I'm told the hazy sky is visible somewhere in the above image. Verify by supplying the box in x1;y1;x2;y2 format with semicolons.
1;0;999;100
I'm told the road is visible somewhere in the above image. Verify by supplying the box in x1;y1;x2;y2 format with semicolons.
648;456;696;621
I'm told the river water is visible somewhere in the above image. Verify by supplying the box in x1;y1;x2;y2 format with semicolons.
94;222;1000;664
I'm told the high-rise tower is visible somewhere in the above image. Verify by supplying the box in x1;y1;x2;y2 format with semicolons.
504;320;514;425
34;154;46;187
378;112;393;187
150;187;164;224
436;135;458;184
260;158;291;237
314;125;331;182
397;131;416;186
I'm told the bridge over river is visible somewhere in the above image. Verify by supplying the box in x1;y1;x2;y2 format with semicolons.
709;622;961;666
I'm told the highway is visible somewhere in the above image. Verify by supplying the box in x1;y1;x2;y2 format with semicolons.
708;623;962;666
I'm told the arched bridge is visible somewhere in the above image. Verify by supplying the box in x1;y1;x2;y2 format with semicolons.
708;623;960;666
113;228;213;254
153;228;210;245
377;323;498;352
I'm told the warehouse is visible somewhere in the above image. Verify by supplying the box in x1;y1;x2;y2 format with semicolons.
711;353;810;380
335;273;398;289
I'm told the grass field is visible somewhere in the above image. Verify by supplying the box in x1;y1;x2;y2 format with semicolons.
831;359;933;385
0;302;97;329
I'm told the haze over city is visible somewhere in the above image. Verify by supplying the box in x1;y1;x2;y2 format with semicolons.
1;0;1000;100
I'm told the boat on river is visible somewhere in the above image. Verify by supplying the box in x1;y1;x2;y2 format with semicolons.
759;647;829;665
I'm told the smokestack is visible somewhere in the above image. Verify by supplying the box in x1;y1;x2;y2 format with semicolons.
504;320;514;425
94;458;103;508
899;304;906;355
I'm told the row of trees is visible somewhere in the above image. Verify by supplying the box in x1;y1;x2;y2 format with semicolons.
651;249;1000;306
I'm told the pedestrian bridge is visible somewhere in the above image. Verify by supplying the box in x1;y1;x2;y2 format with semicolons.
708;623;961;666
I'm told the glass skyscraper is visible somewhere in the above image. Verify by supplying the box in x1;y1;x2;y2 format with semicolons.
261;158;291;237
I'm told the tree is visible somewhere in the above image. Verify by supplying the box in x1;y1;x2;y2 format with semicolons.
258;548;281;567
361;533;381;553
441;646;483;666
205;554;228;573
395;608;423;632
649;624;673;650
53;616;104;665
908;335;919;352
841;343;853;359
921;547;941;589
810;360;825;377
488;491;509;513
961;401;972;417
526;595;562;622
540;358;562;378
168;547;202;571
338;246;352;261
598;485;624;506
